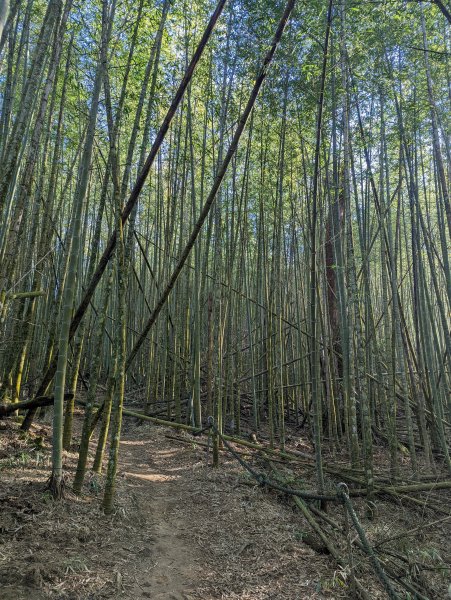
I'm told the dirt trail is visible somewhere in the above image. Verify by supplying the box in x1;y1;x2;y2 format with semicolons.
119;434;201;600
113;423;327;600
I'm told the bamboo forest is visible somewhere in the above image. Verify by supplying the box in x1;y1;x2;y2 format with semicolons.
0;0;450;597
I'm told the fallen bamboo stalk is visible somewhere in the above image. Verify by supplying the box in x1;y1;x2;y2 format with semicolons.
308;505;431;600
350;480;451;495
0;393;74;417
266;459;371;600
266;461;443;599
6;290;46;300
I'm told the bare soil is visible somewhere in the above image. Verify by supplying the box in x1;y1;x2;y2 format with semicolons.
0;416;450;599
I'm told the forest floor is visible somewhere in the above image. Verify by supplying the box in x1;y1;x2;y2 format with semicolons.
0;412;450;599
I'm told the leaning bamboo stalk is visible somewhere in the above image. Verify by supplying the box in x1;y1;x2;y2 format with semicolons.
124;0;297;372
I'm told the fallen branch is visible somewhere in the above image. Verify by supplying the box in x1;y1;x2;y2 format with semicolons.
0;393;74;418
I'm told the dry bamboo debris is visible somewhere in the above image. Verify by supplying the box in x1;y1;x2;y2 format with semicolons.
265;461;434;600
